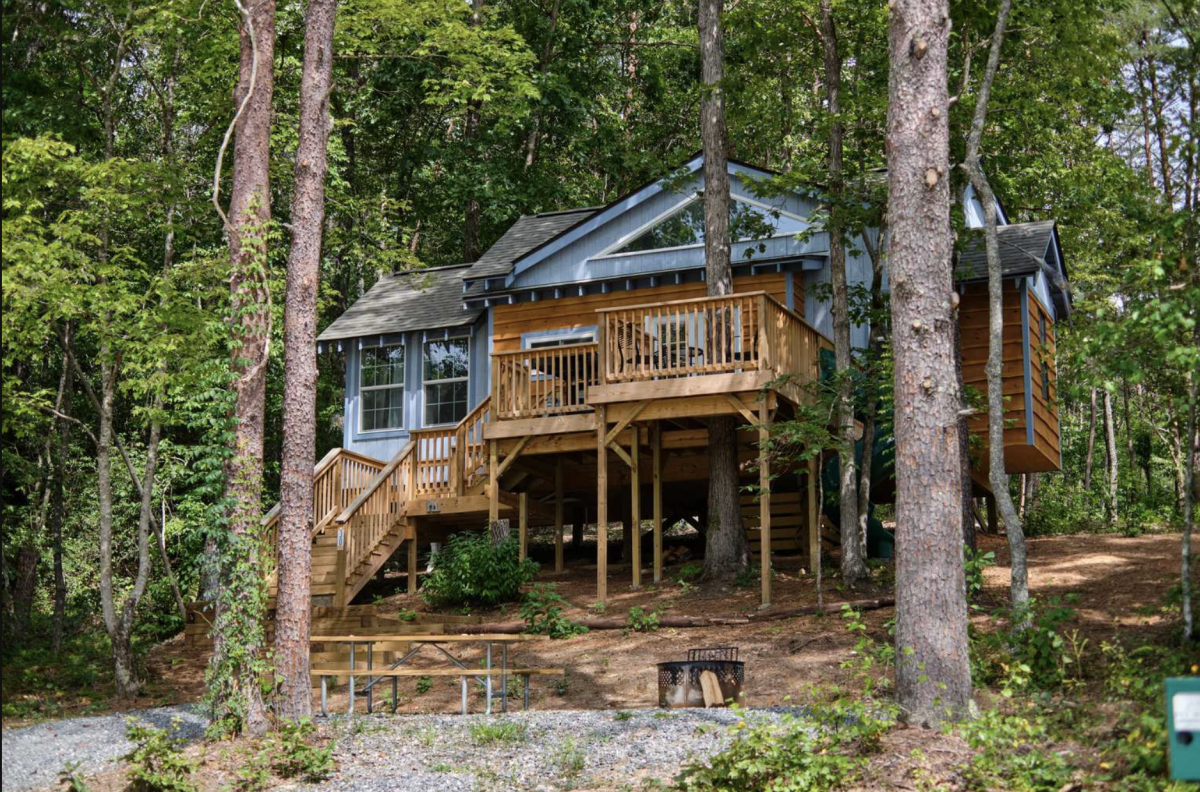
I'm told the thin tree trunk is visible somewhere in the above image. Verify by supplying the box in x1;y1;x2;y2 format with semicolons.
51;327;73;657
954;310;975;551
1103;389;1119;523
1084;387;1097;490
462;0;486;262
211;0;276;737
276;0;338;722
1181;344;1196;642
698;0;747;584
962;0;1028;619
857;229;887;547
819;0;866;586
887;0;972;726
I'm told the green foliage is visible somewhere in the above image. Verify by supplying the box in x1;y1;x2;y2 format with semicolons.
58;762;90;792
963;548;995;603
469;719;527;745
955;707;1074;792
626;606;662;633
520;584;588;639
552;736;586;780
838;606;894;696
123;719;198;792
265;718;336;782
970;597;1083;696
421;531;538;609
415;675;432;695
672;701;894;792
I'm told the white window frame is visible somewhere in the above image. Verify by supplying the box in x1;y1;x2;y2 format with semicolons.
525;330;597;350
359;343;405;434
422;337;470;427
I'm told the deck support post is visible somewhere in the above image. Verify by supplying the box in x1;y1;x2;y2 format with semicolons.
334;539;348;610
407;521;418;596
758;399;771;608
488;440;499;523
519;492;528;561
985;492;998;534
596;404;608;604
630;427;641;590
652;422;663;584
554;461;564;573
807;455;819;571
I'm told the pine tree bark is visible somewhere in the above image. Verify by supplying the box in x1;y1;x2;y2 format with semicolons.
276;0;338;722
213;0;276;737
1084;387;1097;490
887;0;972;726
1103;389;1119;523
698;0;747;583
819;0;867;586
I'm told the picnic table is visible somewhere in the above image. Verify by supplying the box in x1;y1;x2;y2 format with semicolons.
309;633;558;716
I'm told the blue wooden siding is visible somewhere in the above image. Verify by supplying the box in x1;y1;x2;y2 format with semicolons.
341;317;488;460
509;172;824;290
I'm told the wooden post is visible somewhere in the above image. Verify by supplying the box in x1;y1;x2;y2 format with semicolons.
518;492;528;562
488;440;499;523
986;492;998;534
596;404;608;604
554;461;564;573
333;538;348;609
758;399;771;608
807;455;819;571
652;422;663;584
631;427;641;589
407;521;418;596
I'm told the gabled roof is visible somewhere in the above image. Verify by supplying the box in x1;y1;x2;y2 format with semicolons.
956;220;1058;280
463;207;600;281
956;220;1070;314
317;265;481;342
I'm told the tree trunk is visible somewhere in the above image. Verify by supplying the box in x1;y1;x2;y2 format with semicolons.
953;309;975;552
887;0;972;726
698;0;747;584
856;233;887;553
962;0;1027;620
1182;328;1197;642
1103;389;1119;523
50;332;73;657
462;0;486;262
1084;387;1097;490
819;0;867;586
276;0;338;722
212;0;276;737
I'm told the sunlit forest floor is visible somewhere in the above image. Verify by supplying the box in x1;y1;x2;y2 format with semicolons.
2;530;1194;790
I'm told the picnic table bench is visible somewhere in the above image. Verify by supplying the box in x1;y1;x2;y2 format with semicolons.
309;633;562;716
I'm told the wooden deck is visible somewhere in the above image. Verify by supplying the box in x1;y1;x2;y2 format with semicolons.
269;292;832;610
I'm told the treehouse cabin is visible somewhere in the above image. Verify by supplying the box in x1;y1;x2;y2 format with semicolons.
273;155;1068;609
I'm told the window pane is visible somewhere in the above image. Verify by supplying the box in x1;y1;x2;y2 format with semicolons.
361;385;403;431
424;339;469;382
612;199;804;255
362;344;404;388
425;380;468;425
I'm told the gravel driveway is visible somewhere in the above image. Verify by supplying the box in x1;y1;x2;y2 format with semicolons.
1;705;205;792
315;706;807;792
2;705;806;791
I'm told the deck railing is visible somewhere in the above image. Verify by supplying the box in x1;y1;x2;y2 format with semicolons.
334;442;416;587
492;342;600;420
760;294;827;385
410;426;456;497
597;292;764;383
455;396;491;491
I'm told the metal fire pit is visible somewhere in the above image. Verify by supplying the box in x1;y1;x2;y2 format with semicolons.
657;647;745;708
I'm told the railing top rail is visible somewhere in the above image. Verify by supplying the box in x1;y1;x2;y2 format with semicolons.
593;291;768;314
261;447;386;526
761;292;834;346
490;341;599;357
334;441;416;525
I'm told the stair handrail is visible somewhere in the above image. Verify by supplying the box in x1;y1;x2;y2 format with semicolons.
334;441;416;527
454;395;492;493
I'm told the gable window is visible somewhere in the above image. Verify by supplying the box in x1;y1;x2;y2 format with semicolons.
360;344;405;432
424;338;469;425
609;197;807;256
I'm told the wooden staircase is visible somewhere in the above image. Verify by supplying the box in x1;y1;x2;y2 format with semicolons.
264;397;494;607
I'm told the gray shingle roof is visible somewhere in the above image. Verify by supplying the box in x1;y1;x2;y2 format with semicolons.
955;220;1056;282
317;265;481;342
463;207;599;281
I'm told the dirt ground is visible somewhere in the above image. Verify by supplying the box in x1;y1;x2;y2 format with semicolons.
5;531;1190;791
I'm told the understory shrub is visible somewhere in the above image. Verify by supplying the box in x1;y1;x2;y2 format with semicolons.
955;707;1074;792
421;531;538;608
124;718;198;792
520;584;588;639
672;701;893;791
266;718;335;781
970;596;1083;695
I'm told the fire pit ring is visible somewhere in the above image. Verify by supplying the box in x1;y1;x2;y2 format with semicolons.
657;647;745;708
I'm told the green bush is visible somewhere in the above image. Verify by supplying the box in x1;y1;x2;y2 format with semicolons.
970;596;1081;695
956;707;1074;792
420;531;539;608
672;702;893;791
123;718;198;792
265;718;335;782
963;547;995;603
521;584;588;639
626;606;662;632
